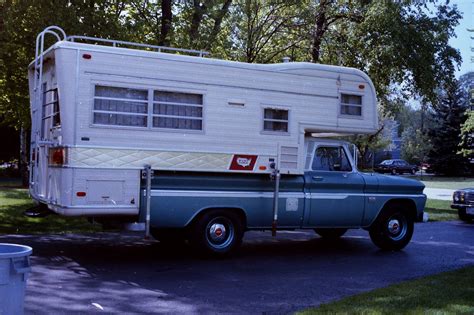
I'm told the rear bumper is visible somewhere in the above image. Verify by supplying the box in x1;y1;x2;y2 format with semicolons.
47;204;139;216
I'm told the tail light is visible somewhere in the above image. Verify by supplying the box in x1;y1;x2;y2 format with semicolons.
49;147;66;166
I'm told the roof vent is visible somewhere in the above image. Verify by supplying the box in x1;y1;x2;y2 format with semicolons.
282;56;291;63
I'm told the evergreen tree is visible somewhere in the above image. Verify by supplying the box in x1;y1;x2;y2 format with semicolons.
428;81;469;175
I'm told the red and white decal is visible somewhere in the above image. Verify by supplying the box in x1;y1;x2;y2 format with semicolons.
229;155;258;171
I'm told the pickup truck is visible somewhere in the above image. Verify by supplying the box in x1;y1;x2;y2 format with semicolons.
142;139;426;256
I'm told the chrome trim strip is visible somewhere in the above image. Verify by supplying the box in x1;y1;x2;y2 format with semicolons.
149;190;425;199
150;190;305;198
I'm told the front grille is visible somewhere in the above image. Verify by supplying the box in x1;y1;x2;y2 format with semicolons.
466;192;474;203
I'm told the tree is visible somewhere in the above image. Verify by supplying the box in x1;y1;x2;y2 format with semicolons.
400;127;432;165
459;111;474;158
0;0;133;185
458;72;474;159
427;81;469;176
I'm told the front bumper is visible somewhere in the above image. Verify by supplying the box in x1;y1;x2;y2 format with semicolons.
451;203;474;218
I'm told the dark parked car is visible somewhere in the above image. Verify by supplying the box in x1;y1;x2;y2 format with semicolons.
374;159;419;175
451;188;474;222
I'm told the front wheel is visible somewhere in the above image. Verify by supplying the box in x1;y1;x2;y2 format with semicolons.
314;228;347;239
189;210;244;257
458;209;473;223
411;168;417;175
369;207;414;251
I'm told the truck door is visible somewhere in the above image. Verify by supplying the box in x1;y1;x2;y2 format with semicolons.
305;144;365;227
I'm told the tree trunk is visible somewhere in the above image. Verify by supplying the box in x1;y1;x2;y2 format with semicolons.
205;0;232;50
159;0;172;46
311;0;329;63
19;126;29;187
189;0;206;48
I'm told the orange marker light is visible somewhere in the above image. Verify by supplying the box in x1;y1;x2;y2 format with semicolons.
259;165;267;170
358;84;365;89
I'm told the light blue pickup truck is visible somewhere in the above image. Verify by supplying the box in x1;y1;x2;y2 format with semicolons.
142;138;426;256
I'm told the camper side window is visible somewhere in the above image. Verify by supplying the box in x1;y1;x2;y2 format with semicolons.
340;94;362;116
93;86;148;127
263;108;288;133
153;91;203;130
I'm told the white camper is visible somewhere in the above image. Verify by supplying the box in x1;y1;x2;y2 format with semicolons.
28;26;378;217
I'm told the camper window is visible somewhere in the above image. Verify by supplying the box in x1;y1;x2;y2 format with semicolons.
340;94;362;116
93;86;148;127
263;108;288;133
153;91;203;130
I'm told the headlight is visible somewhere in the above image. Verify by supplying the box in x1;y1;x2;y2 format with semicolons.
454;193;459;202
460;192;465;202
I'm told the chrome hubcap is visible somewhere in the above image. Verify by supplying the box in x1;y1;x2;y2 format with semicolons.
386;214;407;241
388;219;400;235
209;223;227;242
205;217;234;250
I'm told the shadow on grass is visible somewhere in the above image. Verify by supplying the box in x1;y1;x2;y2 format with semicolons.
0;188;30;200
0;187;100;235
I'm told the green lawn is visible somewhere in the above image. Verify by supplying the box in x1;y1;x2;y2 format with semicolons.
425;199;458;222
417;176;474;190
0;185;100;234
299;266;474;315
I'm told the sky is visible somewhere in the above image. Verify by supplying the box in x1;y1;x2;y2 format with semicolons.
450;0;473;77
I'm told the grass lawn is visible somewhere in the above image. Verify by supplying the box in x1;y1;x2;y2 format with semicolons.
299;266;474;315
425;199;458;222
0;183;100;234
416;176;474;190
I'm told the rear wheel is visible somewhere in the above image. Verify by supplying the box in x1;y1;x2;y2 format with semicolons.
391;169;397;175
189;210;244;257
411;168;417;175
369;206;414;251
314;228;347;239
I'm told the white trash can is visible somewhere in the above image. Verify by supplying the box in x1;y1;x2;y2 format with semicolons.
0;243;32;315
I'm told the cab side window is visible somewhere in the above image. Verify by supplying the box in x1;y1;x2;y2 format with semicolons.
312;146;352;172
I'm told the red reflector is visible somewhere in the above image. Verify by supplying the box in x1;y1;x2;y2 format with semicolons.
358;84;365;89
49;148;65;166
82;54;92;59
76;192;86;197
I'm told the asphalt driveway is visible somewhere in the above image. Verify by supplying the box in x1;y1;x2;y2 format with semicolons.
1;220;473;314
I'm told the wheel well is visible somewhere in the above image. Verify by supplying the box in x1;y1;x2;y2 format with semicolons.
187;207;248;229
380;199;417;221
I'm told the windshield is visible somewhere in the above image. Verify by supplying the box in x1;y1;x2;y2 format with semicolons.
380;160;393;165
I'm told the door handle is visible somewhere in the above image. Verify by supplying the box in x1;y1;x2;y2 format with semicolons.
312;176;324;181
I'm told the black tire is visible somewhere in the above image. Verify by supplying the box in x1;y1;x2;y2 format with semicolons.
189;209;244;257
411;169;416;175
391;169;397;175
151;228;187;245
314;228;347;239
369;206;414;251
457;209;473;223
